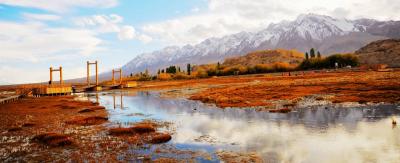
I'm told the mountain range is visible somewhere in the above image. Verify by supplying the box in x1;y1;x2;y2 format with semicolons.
122;13;400;75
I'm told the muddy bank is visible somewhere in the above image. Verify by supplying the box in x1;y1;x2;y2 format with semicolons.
189;70;400;108
0;96;211;162
0;96;112;162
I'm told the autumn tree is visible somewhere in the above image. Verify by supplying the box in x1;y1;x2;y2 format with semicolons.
187;63;191;75
310;48;315;58
166;66;177;74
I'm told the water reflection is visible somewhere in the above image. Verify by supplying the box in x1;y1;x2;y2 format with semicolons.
87;91;400;162
112;93;124;109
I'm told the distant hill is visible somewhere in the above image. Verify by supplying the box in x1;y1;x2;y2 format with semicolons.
355;39;400;67
223;49;304;66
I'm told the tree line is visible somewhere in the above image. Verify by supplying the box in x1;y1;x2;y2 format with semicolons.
299;48;359;70
127;48;359;81
157;64;192;75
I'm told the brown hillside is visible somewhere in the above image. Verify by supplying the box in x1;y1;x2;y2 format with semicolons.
355;39;400;67
223;49;304;66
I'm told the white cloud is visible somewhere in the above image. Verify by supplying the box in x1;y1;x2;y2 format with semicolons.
0;66;45;84
0;65;87;84
22;13;61;21
118;25;135;40
191;7;200;13
0;21;102;62
76;14;121;27
109;14;123;23
171;112;399;163
141;0;400;46
0;0;118;13
137;34;153;44
75;14;152;43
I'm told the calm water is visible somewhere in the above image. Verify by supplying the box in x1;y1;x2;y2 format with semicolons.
84;90;400;163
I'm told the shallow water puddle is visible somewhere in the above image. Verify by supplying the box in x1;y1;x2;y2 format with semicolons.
84;90;400;162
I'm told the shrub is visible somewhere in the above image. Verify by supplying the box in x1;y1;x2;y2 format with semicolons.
254;64;272;73
272;62;295;72
172;72;191;80
298;53;359;70
196;68;209;78
157;73;172;80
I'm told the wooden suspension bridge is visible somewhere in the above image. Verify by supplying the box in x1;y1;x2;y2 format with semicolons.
0;60;137;104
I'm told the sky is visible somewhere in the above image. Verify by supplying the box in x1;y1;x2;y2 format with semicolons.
0;0;399;84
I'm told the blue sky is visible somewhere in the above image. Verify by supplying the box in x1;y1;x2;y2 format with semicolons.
0;0;207;84
0;0;398;84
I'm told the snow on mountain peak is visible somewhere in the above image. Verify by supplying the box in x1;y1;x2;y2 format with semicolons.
290;13;358;40
122;13;399;75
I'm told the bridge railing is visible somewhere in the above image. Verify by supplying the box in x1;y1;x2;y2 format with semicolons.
16;83;72;96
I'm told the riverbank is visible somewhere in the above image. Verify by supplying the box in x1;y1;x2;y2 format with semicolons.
0;95;221;162
123;69;400;109
0;96;110;161
189;70;400;108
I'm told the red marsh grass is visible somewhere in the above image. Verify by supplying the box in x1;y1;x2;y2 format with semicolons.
147;133;172;144
32;133;73;147
66;116;108;126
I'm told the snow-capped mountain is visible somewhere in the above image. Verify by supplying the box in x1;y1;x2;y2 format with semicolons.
123;13;400;75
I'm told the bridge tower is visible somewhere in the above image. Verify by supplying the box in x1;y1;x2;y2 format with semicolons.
49;66;63;85
112;68;122;85
87;61;99;86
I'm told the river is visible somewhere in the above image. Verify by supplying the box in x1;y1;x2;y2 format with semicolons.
83;90;400;162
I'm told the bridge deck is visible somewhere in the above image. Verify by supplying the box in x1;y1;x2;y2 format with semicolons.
0;95;21;104
32;85;72;96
